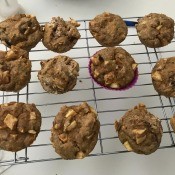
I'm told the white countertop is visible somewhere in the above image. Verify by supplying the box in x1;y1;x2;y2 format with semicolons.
1;0;175;175
17;0;175;20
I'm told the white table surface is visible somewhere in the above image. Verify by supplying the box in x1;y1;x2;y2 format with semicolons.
1;0;175;174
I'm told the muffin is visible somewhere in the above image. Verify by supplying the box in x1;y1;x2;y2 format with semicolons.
89;12;128;46
136;13;174;48
0;46;31;92
38;55;79;94
0;14;43;51
115;103;163;155
42;17;80;53
151;57;175;97
170;114;175;133
0;102;41;152
51;102;100;159
89;47;138;90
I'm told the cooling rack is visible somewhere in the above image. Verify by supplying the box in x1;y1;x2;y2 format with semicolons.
0;17;175;168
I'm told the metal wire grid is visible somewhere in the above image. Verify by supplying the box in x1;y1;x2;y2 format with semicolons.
0;17;175;167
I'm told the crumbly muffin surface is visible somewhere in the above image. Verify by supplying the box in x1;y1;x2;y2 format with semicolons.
89;12;128;46
42;17;80;53
115;104;163;155
0;14;43;51
0;102;41;152
51;102;100;159
38;55;79;94
136;13;174;48
152;57;175;97
90;47;137;89
0;46;31;92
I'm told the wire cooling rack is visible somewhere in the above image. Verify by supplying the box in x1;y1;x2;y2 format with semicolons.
0;17;175;168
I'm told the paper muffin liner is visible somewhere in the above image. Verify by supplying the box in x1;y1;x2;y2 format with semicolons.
88;58;139;91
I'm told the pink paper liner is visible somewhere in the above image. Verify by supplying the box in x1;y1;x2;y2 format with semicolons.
88;59;139;91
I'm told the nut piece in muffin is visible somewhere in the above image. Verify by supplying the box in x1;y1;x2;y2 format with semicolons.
151;57;175;97
89;12;128;46
136;13;174;48
42;17;80;53
0;46;31;92
115;103;163;155
0;102;41;152
38;55;79;94
0;14;43;51
170;114;175;133
89;47;138;90
50;102;100;159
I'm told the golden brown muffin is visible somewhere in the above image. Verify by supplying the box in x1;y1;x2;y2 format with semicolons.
136;13;174;48
0;46;31;92
0;14;43;51
115;103;163;155
38;55;79;94
42;17;80;53
89;47;137;89
89;12;127;46
0;102;41;152
51;102;100;159
152;57;175;97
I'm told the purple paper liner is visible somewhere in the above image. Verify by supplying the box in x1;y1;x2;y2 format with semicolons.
88;59;139;91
